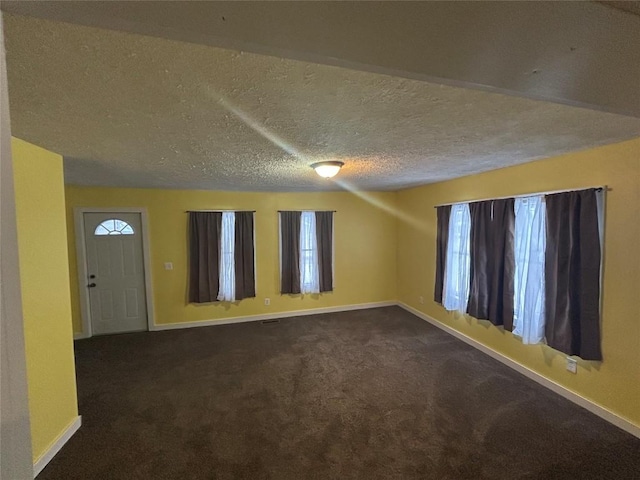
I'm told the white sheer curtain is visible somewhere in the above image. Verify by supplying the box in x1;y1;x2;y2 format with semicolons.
443;203;471;312
218;212;236;301
299;211;320;294
513;196;546;344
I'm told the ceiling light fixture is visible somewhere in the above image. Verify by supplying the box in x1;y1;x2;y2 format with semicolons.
311;161;344;179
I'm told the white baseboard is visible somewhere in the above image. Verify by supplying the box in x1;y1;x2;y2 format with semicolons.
397;302;640;439
151;301;397;331
33;415;81;478
73;332;89;340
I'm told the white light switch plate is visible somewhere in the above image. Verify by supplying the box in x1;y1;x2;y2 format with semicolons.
164;262;173;270
566;357;578;374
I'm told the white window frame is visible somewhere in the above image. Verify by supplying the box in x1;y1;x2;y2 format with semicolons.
94;218;135;235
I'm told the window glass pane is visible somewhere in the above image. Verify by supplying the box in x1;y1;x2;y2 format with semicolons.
114;219;129;231
95;225;110;235
217;212;236;301
299;212;320;293
94;219;135;236
513;196;546;344
443;204;471;312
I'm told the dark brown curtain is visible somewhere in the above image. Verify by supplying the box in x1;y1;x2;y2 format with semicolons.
544;189;602;360
434;205;452;304
188;212;222;303
234;211;256;300
315;211;334;292
467;199;516;330
280;211;301;294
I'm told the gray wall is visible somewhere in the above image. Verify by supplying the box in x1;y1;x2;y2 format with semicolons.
0;11;33;480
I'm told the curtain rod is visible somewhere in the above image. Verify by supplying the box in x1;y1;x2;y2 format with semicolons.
185;210;256;213
432;186;608;208
186;210;336;213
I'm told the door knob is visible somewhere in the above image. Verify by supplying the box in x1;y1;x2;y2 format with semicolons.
88;283;97;288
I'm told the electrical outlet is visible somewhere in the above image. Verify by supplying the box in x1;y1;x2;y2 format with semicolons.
264;298;270;306
419;296;424;305
566;357;578;374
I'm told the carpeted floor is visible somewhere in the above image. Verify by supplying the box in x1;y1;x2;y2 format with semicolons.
39;307;640;479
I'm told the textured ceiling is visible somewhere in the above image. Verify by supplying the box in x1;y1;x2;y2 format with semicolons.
4;14;640;192
601;1;640;17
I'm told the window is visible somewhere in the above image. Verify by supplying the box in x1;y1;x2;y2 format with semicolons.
188;211;255;303
513;196;546;344
299;211;320;294
218;212;236;302
442;203;471;312
280;211;334;294
94;219;134;235
434;188;604;360
440;198;548;340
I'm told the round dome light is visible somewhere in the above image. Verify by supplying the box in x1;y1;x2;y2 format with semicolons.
311;161;345;179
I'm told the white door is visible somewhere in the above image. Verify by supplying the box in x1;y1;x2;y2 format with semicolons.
83;212;148;335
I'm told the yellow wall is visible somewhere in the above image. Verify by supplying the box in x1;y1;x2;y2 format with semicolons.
12;138;79;462
65;187;397;331
396;137;640;427
62;138;639;430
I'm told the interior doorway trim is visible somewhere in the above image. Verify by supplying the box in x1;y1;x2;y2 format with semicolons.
73;207;155;339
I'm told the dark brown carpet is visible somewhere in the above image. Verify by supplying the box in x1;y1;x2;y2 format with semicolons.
39;307;640;479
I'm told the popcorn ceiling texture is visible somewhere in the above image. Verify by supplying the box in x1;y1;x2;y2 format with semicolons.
4;14;640;192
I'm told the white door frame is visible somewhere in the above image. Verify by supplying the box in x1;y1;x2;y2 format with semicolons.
73;207;155;339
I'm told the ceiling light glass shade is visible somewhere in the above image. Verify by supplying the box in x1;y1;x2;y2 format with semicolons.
311;161;344;179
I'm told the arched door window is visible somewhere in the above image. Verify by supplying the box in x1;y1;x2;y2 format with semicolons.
94;219;134;236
